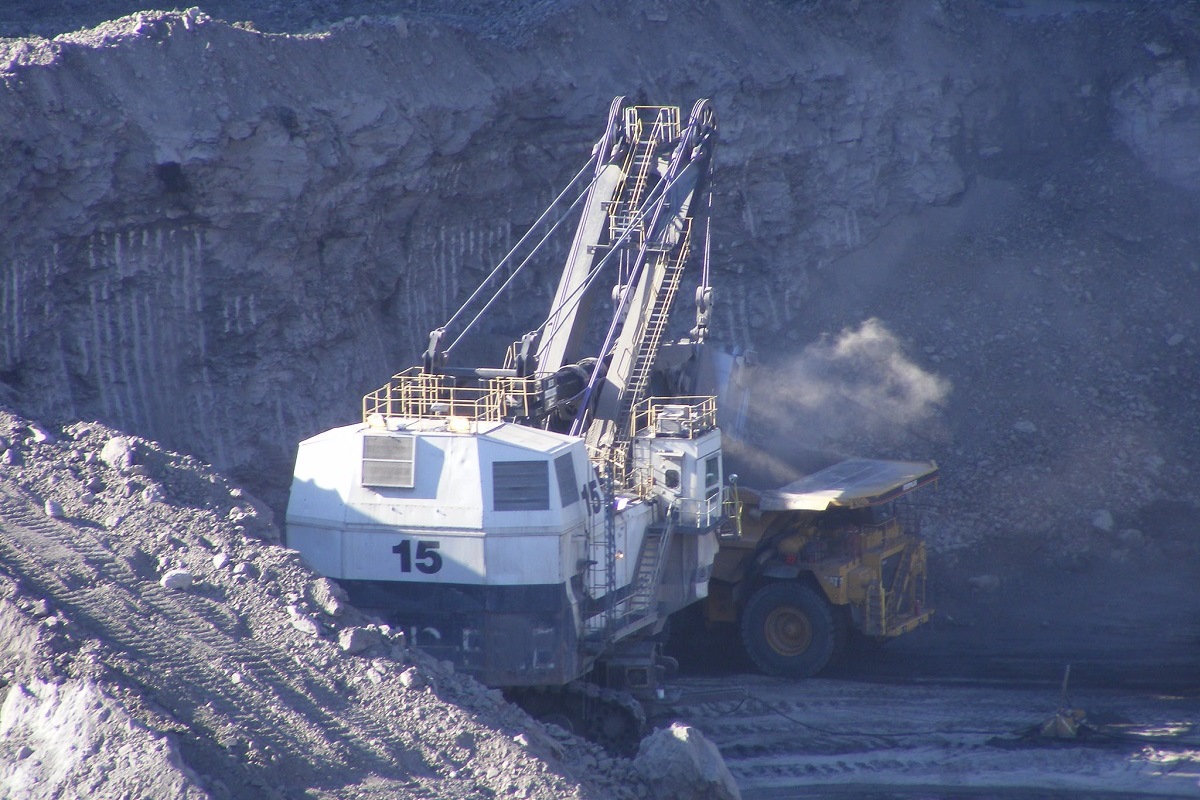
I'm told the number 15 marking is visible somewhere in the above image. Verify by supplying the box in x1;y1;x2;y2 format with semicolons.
392;539;443;574
580;479;602;515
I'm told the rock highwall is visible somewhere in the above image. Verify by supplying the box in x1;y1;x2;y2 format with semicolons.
1;2;1197;517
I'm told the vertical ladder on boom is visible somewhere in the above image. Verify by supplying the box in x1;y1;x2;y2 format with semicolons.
611;233;691;448
608;106;680;244
594;104;700;460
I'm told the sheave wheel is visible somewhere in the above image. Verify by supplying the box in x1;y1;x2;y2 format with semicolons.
741;581;836;678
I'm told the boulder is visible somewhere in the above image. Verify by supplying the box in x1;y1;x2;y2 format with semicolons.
310;577;349;617
160;569;193;591
338;626;377;655
287;606;321;637
141;483;167;505
968;574;1002;592
399;667;426;690
99;437;136;471
1091;509;1115;532
633;723;740;800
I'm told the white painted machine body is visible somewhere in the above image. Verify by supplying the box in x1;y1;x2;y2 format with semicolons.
287;411;721;686
289;420;590;588
285;97;725;695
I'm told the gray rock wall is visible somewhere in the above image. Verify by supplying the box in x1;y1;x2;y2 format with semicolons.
1;1;1197;529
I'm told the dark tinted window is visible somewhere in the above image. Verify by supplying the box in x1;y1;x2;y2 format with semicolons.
493;460;550;511
554;454;578;507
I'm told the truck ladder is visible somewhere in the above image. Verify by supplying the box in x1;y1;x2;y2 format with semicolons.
864;581;886;637
885;546;925;626
864;546;925;636
611;512;676;640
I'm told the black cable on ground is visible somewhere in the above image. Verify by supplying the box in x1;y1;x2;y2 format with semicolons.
751;698;1023;741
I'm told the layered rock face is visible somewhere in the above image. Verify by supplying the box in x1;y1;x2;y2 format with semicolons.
1;2;1197;551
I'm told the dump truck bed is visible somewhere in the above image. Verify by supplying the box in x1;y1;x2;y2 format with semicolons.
753;458;939;511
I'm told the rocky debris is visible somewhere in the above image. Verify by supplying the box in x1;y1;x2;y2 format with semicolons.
337;626;377;654
309;577;348;617
634;723;741;800
1112;56;1200;190
1117;528;1145;548
968;575;1002;593
399;665;428;690
0;680;210;799
26;426;53;444
286;605;322;637
141;483;167;505
99;437;136;472
160;568;194;591
1091;510;1115;533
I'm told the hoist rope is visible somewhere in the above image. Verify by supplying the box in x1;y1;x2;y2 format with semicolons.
438;152;600;338
531;173;670;343
445;165;605;354
568;162;697;437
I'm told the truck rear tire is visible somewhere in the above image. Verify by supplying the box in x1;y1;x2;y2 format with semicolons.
741;581;836;678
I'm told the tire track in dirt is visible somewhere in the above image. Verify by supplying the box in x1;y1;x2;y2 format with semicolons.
667;674;1200;798
0;484;423;796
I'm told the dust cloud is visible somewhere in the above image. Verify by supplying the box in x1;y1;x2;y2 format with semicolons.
749;318;949;451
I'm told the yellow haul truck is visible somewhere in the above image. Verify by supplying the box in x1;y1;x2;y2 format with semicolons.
706;458;937;677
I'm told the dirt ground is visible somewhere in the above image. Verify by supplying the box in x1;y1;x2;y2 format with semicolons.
672;673;1200;799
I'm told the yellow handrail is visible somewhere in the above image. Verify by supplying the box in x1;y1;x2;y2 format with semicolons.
631;396;717;438
362;369;541;423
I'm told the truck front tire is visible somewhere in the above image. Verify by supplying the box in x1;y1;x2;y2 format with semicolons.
741;581;837;678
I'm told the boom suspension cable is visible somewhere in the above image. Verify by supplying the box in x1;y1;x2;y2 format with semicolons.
531;171;676;344
438;153;601;338
445;167;605;355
